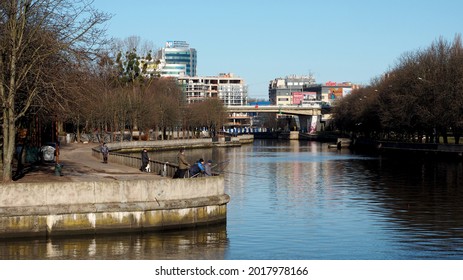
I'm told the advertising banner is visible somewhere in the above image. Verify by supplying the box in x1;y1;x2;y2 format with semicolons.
309;115;318;134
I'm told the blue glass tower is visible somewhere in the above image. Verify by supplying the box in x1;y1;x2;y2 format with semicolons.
159;41;197;77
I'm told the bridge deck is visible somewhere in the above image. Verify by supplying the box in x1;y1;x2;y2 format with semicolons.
226;105;322;116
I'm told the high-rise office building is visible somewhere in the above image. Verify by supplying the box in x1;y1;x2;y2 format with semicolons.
156;41;197;77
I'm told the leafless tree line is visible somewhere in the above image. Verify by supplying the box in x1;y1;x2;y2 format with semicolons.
1;0;109;182
69;35;227;142
0;0;226;182
333;35;463;144
73;70;227;143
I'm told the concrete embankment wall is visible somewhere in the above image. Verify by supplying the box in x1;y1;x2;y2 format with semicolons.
107;139;214;152
0;176;229;238
105;136;253;152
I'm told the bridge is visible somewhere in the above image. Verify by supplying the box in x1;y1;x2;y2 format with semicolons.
225;105;322;116
225;104;330;133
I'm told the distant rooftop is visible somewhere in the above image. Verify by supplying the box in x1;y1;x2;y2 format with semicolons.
165;41;190;48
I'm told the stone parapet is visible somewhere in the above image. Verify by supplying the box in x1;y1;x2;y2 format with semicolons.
0;176;228;238
106;139;213;152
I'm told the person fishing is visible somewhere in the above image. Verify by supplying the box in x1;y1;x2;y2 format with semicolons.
204;160;213;176
189;158;205;177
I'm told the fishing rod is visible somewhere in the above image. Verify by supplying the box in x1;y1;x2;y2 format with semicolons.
173;159;267;179
218;170;270;179
211;160;230;173
210;160;270;179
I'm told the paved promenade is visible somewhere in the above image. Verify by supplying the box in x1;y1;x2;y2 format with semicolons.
13;143;160;183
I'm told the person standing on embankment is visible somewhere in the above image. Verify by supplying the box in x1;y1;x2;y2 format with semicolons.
173;148;189;178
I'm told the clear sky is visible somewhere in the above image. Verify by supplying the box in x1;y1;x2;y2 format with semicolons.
92;0;463;99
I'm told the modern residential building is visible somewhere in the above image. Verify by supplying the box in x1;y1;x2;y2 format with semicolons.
178;73;250;129
268;75;316;105
143;41;251;129
155;41;197;77
177;73;248;105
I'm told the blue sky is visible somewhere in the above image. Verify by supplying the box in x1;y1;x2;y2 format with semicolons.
93;0;463;99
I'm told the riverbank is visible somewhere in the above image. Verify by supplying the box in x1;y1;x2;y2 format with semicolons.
5;134;254;183
351;138;463;159
0;140;232;239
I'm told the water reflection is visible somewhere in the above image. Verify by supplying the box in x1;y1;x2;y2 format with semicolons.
2;140;463;259
0;224;228;260
358;158;463;259
223;140;463;259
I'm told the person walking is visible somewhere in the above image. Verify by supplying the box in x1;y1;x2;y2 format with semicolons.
100;142;109;163
173;148;189;178
140;149;150;172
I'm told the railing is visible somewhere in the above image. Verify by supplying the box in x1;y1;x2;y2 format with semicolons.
92;148;177;177
92;148;219;178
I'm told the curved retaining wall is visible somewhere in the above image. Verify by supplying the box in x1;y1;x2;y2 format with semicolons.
0;176;229;238
106;139;214;152
104;136;254;152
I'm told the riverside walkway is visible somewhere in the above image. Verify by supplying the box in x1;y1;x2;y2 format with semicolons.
14;143;161;183
2;142;229;238
12;135;253;183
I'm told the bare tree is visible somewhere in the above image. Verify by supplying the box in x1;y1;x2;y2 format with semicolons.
188;98;226;138
150;78;184;140
109;36;158;139
0;0;109;182
448;34;463;144
333;34;463;144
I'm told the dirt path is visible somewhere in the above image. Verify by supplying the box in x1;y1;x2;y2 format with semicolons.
11;143;160;183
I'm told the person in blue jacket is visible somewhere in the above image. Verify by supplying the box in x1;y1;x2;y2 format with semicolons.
189;158;205;177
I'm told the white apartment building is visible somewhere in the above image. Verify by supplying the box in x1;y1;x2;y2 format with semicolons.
177;73;248;105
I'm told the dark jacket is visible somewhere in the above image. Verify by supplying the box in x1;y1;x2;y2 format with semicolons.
189;161;205;177
189;163;200;176
141;151;150;164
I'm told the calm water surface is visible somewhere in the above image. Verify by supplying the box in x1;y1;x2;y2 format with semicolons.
1;139;463;260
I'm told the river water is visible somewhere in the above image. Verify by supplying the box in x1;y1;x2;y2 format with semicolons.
1;139;463;260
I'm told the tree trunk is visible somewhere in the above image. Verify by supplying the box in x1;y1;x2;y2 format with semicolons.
2;43;19;182
2;106;16;183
